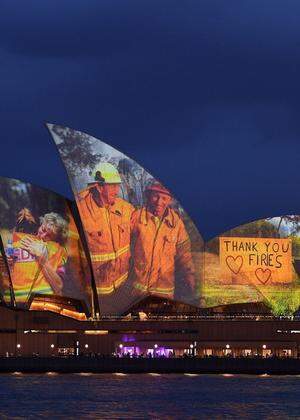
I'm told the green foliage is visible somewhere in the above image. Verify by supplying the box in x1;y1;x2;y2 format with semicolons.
203;282;300;316
263;286;300;316
227;219;280;238
291;235;300;259
202;284;263;307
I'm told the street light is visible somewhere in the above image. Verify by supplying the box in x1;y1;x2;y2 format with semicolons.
226;344;230;349
16;344;21;349
85;344;89;349
189;343;194;356
154;344;158;349
262;344;267;349
50;344;55;349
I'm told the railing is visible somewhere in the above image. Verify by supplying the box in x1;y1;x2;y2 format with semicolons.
87;314;299;321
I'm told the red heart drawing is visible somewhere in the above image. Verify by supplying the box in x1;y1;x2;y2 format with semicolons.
226;255;243;274
255;268;272;285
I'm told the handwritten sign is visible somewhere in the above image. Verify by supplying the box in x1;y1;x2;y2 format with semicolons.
220;237;292;285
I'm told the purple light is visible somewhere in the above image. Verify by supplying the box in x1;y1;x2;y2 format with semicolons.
118;346;141;356
149;347;174;357
122;335;136;343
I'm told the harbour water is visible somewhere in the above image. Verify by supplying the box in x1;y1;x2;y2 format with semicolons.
0;373;299;418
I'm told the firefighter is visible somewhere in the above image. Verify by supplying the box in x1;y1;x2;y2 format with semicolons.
130;182;196;300
76;162;134;295
7;212;68;304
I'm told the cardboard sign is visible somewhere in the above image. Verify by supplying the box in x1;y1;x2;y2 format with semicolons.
220;237;292;285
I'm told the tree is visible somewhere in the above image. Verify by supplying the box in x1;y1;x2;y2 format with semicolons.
207;219;280;254
51;125;103;179
116;157;152;206
271;215;300;236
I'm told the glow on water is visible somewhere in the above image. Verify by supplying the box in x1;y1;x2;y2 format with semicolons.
184;373;199;377
2;373;299;417
76;372;92;376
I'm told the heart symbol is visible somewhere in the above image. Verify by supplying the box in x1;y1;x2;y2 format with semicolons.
226;255;243;274
255;268;271;285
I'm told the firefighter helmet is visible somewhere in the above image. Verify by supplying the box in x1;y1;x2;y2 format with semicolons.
89;163;122;185
145;181;171;196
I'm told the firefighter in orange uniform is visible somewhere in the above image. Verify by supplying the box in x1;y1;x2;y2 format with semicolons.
7;212;68;305
130;182;196;300
76;163;134;295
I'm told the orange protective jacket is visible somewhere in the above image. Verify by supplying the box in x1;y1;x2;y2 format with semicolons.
11;232;67;303
130;207;195;298
77;187;134;295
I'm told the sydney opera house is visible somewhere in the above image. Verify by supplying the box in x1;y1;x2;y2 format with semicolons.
0;124;299;359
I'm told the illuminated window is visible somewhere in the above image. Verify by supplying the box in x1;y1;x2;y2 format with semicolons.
84;330;108;335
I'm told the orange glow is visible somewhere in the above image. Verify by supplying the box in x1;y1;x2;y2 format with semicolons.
30;302;86;320
220;237;292;285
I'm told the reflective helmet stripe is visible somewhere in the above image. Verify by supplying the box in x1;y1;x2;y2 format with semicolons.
9;286;53;300
96;271;128;294
134;283;174;295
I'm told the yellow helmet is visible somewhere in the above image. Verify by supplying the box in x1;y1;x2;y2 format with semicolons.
89;162;121;185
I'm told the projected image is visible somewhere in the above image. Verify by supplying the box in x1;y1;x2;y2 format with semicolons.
0;248;13;306
0;177;91;311
204;216;300;315
48;124;203;315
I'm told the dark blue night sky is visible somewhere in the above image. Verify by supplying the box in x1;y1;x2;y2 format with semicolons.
1;1;300;239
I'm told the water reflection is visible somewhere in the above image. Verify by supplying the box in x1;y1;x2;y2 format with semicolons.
0;374;298;418
184;373;199;377
75;373;92;377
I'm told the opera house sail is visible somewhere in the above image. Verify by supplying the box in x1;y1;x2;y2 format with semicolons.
0;176;92;319
204;216;300;316
47;124;204;316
